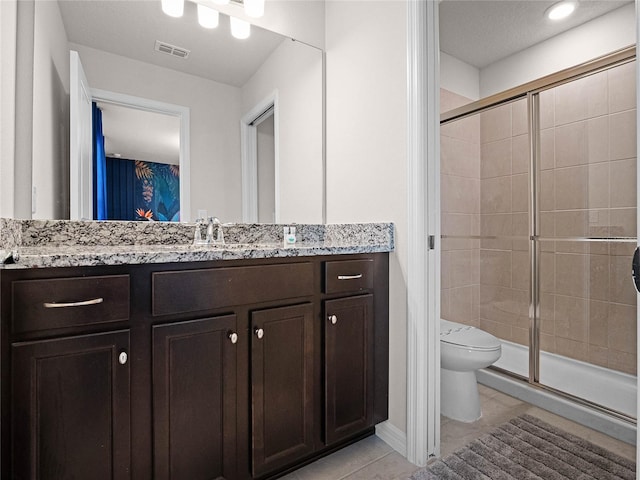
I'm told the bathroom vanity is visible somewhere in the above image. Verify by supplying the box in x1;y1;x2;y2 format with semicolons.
0;220;392;480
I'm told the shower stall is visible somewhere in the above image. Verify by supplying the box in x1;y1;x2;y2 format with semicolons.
440;48;637;423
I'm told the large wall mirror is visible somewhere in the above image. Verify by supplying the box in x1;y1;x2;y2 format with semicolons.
24;0;324;223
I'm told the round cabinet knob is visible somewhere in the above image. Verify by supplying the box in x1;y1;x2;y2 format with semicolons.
228;332;238;344
118;351;128;365
254;328;264;339
328;314;338;325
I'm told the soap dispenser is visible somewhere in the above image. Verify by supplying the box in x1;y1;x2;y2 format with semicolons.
283;226;297;246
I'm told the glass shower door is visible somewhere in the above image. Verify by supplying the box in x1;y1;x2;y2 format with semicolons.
535;60;637;418
441;96;531;380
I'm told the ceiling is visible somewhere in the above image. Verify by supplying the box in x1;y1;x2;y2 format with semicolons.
439;0;633;69
98;102;181;164
58;1;633;82
57;0;287;87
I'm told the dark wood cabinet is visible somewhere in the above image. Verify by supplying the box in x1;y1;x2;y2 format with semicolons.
152;315;238;480
1;253;389;480
324;295;375;445
250;304;315;477
11;330;131;480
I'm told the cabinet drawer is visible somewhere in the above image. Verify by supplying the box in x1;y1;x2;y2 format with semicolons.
12;275;130;333
152;263;314;316
324;259;373;294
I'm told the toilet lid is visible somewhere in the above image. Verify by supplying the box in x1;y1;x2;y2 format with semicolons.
440;319;501;351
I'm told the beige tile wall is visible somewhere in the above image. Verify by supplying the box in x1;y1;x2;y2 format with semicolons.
440;59;637;375
440;89;481;327
478;99;531;346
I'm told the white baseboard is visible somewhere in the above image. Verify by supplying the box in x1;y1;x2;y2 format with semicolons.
375;421;407;457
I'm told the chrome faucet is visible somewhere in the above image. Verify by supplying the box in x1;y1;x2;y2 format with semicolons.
206;217;225;245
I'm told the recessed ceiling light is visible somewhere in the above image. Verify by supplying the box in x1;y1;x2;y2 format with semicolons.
546;1;577;21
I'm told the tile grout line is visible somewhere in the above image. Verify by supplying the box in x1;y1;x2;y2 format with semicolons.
337;450;396;480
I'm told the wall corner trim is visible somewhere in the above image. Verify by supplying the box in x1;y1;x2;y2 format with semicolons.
376;421;408;458
406;0;441;468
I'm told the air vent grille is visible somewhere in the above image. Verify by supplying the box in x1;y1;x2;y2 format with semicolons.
154;40;190;59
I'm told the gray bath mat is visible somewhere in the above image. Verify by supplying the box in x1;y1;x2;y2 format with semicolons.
409;414;635;479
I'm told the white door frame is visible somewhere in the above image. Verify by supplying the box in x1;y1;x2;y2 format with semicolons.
69;60;191;222
241;91;279;223
90;88;191;222
406;0;440;466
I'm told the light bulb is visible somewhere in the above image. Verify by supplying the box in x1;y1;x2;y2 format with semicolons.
161;0;184;17
197;4;219;28
230;17;250;39
244;0;264;18
546;1;577;21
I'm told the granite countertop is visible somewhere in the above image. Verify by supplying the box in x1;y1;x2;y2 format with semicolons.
1;220;394;269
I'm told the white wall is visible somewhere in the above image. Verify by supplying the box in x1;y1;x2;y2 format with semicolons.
440;52;480;101
481;3;636;97
71;43;243;223
0;0;17;217
241;39;324;223
32;0;69;219
325;0;408;436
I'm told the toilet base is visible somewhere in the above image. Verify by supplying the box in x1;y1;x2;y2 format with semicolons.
441;368;482;423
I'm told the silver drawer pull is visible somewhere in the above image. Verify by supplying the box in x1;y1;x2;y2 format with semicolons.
337;274;363;280
43;297;104;308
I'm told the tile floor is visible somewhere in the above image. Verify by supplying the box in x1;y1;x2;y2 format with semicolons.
280;384;635;480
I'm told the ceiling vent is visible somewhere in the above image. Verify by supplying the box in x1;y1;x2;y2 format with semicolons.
154;40;190;59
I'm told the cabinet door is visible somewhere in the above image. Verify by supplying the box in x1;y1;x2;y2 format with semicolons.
325;295;374;445
251;303;314;477
12;330;131;480
153;315;237;480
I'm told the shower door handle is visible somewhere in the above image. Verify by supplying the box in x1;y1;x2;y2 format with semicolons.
632;246;640;293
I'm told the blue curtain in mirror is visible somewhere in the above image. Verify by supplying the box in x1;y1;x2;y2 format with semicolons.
106;157;136;220
92;102;108;220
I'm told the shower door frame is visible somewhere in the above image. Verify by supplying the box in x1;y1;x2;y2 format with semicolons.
441;45;637;422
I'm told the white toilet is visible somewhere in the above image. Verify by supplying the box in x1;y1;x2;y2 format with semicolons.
440;319;502;422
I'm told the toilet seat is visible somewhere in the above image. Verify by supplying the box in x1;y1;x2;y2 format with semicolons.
440;319;501;352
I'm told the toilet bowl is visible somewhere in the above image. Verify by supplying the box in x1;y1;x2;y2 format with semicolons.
440;319;501;422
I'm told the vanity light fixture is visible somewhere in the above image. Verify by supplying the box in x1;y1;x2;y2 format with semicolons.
545;0;577;21
197;3;219;28
161;0;263;39
161;0;184;17
230;16;251;39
